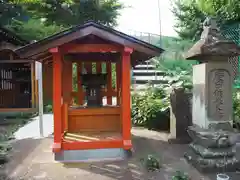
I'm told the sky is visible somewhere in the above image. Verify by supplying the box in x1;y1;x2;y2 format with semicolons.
117;0;178;37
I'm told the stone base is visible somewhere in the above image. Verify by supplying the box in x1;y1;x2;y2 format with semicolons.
55;148;131;163
168;137;191;144
185;125;240;173
184;150;240;173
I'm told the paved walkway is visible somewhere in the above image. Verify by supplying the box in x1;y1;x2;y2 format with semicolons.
1;115;239;180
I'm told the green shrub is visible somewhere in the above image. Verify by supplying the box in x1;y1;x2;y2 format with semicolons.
233;91;240;129
131;86;170;130
44;104;53;113
172;171;190;180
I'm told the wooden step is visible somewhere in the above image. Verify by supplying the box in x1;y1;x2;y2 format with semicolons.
133;71;165;76
135;79;169;84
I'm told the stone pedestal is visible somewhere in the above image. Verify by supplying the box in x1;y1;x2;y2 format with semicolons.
185;62;240;172
184;126;240;173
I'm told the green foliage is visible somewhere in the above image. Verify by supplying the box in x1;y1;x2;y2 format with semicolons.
172;0;240;40
197;0;240;24
140;154;161;172
163;69;194;91
7;19;65;41
2;0;123;41
172;171;190;180
44;104;53;113
131;85;170;130
22;0;124;27
171;0;205;40
0;1;25;26
233;91;240;129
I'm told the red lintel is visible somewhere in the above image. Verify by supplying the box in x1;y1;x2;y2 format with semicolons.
49;47;59;53
60;43;123;53
123;47;133;54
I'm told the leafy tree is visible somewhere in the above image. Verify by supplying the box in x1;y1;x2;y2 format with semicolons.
172;0;240;40
22;0;124;27
0;0;25;26
2;0;123;41
171;0;205;40
6;19;65;41
197;0;240;24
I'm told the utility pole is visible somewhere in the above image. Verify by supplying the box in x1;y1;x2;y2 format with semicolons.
155;0;163;87
157;0;162;47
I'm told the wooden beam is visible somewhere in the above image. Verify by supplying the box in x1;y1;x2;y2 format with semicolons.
49;47;59;53
52;51;62;152
65;53;120;62
62;140;123;150
61;44;123;53
121;48;132;150
0;60;34;63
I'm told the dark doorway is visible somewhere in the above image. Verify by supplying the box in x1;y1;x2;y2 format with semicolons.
0;62;32;108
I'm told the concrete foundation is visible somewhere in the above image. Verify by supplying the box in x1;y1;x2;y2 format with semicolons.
55;148;132;163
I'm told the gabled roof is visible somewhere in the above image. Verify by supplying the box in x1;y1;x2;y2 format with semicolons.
15;21;164;63
0;26;28;46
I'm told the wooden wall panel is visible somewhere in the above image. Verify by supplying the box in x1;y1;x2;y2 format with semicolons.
43;64;53;104
62;60;72;104
68;107;121;132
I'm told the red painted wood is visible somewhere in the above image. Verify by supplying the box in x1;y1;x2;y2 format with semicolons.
61;43;123;53
123;47;133;54
52;52;62;152
121;48;132;150
49;47;59;53
62;140;123;150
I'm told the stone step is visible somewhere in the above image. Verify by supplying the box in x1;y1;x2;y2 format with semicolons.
134;79;168;85
189;143;235;159
133;71;165;76
188;126;235;148
184;149;240;173
134;65;155;70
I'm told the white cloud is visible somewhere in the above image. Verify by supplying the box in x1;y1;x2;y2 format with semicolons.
117;0;178;37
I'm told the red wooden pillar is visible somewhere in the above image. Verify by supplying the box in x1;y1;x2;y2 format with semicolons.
121;47;133;150
50;47;62;152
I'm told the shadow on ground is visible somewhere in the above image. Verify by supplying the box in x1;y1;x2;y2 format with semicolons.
1;138;42;180
62;135;204;180
2;130;240;180
62;135;240;180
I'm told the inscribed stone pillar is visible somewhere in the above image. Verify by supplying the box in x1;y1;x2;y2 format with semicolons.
184;17;240;173
192;61;233;130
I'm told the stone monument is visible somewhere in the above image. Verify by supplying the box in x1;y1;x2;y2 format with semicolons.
184;17;240;173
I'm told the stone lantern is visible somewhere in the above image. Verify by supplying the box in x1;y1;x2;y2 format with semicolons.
184;17;240;172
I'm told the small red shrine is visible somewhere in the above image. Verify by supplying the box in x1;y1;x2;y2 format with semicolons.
15;22;163;153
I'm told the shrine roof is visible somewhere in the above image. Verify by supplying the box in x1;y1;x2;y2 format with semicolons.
0;26;28;46
15;21;164;64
